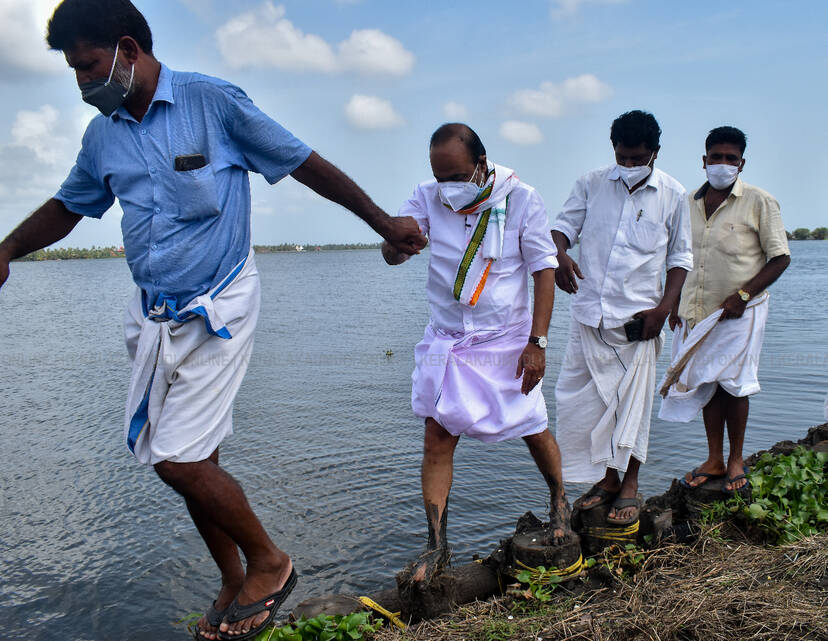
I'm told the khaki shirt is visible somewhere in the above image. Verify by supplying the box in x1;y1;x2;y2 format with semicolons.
679;178;789;328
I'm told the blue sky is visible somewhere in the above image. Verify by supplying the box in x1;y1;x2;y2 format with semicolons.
0;0;825;248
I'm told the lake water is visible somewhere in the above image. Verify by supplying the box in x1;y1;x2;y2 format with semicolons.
1;241;826;640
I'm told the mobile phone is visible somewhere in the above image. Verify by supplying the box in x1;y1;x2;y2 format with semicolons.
624;317;644;342
174;154;207;171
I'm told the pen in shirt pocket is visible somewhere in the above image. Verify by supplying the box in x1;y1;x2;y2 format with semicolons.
636;209;643;221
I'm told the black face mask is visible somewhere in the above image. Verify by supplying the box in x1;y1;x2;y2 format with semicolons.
79;41;134;117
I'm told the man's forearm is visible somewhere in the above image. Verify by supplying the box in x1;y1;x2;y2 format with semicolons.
551;230;571;255
0;198;82;261
531;268;556;336
659;267;688;311
742;254;791;296
291;151;391;237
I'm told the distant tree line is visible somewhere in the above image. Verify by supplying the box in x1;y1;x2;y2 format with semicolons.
15;243;383;261
787;227;827;240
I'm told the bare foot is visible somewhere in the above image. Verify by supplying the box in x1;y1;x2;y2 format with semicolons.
683;460;727;488
196;581;242;641
402;546;450;585
219;557;293;638
548;495;573;543
574;480;620;510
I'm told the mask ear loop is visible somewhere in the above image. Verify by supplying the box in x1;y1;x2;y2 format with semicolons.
123;62;135;98
104;40;121;86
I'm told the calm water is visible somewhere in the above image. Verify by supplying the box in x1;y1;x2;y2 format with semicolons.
1;241;826;640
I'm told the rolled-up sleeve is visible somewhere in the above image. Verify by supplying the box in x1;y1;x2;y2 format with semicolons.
397;184;430;237
757;194;790;260
552;176;587;247
520;188;558;273
54;129;115;219
665;192;694;271
220;84;312;184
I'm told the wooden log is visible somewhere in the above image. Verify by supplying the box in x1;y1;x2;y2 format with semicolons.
511;529;582;578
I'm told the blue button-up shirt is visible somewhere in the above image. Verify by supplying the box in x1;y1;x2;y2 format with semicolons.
55;64;311;308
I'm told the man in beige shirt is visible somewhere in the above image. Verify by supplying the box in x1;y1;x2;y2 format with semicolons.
659;126;790;492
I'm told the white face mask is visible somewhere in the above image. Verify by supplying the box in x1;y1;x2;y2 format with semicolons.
617;152;654;189
705;163;740;190
438;164;482;212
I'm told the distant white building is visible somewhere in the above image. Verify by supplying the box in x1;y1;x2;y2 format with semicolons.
295;245;305;252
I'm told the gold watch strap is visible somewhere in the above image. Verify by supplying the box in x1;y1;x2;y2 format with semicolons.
738;289;751;301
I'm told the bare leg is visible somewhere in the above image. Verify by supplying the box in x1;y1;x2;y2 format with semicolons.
154;456;292;637
412;417;459;582
189;450;245;640
684;384;728;487
723;392;749;490
523;429;572;541
607;457;641;522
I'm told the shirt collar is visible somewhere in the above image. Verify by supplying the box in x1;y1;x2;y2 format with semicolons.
112;63;175;122
693;176;744;200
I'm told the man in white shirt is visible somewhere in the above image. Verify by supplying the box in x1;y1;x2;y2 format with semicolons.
551;111;693;525
383;123;572;583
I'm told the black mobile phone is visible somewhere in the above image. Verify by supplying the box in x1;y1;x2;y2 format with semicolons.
174;153;207;171
624;317;644;342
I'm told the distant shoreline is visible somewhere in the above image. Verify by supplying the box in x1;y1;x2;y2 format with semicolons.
14;243;383;262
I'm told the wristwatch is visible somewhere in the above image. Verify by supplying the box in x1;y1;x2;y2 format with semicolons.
738;289;751;302
529;335;548;349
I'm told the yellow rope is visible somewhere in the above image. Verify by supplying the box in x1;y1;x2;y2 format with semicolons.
581;520;639;542
358;596;406;630
514;553;585;581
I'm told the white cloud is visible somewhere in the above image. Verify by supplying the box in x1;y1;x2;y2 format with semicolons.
499;121;544;146
344;94;404;130
550;0;628;19
217;2;414;75
217;2;337;72
338;29;414;75
442;101;469;120
10;105;69;164
0;0;65;75
510;74;612;118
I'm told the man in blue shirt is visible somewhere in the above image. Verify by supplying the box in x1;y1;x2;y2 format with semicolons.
0;1;426;639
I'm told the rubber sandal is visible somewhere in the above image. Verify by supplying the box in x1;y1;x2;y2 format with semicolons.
197;601;229;641
606;494;642;526
724;466;750;493
218;568;298;641
679;467;726;489
573;484;617;511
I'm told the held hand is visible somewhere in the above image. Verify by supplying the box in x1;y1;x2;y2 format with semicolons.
668;311;682;331
515;343;545;395
384;216;427;256
719;293;747;321
633;306;669;340
554;253;584;294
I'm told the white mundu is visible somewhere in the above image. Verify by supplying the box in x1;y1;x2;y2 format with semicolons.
659;293;769;423
124;249;260;465
400;162;558;441
553;164;693;482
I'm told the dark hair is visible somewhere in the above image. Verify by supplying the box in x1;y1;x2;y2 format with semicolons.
610;110;661;151
47;0;153;54
430;123;486;164
705;126;747;155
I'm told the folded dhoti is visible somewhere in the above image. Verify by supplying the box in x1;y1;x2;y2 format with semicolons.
123;249;260;465
555;320;663;483
411;320;547;442
658;293;769;423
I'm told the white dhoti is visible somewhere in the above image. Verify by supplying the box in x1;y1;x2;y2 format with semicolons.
123;250;260;465
411;320;547;442
658;293;769;423
555;320;663;483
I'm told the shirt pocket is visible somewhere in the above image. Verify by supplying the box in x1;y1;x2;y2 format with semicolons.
625;214;667;254
174;164;221;221
717;222;755;255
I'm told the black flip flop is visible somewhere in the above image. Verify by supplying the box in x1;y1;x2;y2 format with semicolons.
724;466;750;493
197;601;229;641
573;484;617;511
606;494;642;526
218;568;298;641
680;467;726;489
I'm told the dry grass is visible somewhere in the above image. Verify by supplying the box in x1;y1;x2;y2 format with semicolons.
373;532;828;641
